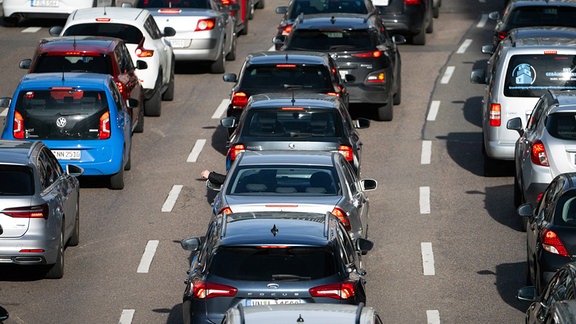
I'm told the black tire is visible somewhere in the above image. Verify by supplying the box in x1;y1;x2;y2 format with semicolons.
124;147;132;171
248;0;255;20
2;16;18;27
255;0;264;9
376;95;393;121
144;88;162;117
109;165;125;190
412;28;426;45
133;104;144;133
210;46;226;74
426;9;434;33
162;61;175;101
239;17;249;36
182;300;192;324
433;4;440;18
68;205;80;247
45;229;64;279
225;35;237;61
393;73;401;105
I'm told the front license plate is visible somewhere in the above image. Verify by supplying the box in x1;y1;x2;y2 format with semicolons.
246;299;305;306
52;150;81;160
31;0;59;7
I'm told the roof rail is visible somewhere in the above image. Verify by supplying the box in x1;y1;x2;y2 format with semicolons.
355;302;365;324
323;211;331;238
220;213;228;239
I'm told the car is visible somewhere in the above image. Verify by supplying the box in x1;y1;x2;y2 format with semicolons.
49;7;177;117
223;51;349;123
222;303;384;324
1;0;115;27
0;72;134;190
220;92;370;174
372;0;433;45
517;173;576;294
274;13;404;121
487;0;576;50
470;27;576;175
180;210;374;324
128;0;237;73
518;261;576;324
0;140;83;279
210;150;377;242
547;300;576;324
19;36;147;134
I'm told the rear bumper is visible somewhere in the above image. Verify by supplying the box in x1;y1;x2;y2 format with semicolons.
378;7;426;35
171;39;220;61
346;83;391;104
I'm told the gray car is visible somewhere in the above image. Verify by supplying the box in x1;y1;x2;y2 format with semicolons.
210;150;377;241
0;140;83;279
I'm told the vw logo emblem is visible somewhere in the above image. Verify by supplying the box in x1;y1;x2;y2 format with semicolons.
56;117;67;128
288;143;296;150
267;283;279;289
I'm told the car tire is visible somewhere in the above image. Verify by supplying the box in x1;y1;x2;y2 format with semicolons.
68;205;80;247
182;300;193;324
433;4;440;18
412;28;426;45
226;35;237;61
426;7;434;33
513;176;523;207
248;0;255;20
109;165;125;190
162;61;175;101
376;96;393;121
144;88;162;117
210;46;226;74
134;104;145;133
2;16;18;27
45;229;64;279
239;17;249;36
124;147;132;171
255;0;264;9
393;73;401;105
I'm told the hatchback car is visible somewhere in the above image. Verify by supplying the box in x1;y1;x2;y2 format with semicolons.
0;73;133;189
0;140;83;279
1;0;115;26
275;13;403;121
19;36;147;134
180;211;374;324
220;93;370;174
49;7;177;117
372;0;433;45
518;173;576;293
211;150;377;241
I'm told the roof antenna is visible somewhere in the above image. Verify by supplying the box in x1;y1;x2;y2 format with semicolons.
291;88;295;105
330;16;335;24
285;53;288;63
271;224;279;236
61;70;65;82
104;6;107;15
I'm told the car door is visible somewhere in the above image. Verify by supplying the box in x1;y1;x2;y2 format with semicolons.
42;147;75;238
339;154;369;239
530;267;576;323
144;15;173;86
109;80;132;162
518;97;549;188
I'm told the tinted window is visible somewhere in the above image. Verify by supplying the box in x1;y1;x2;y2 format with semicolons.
288;0;369;18
137;0;211;8
15;89;109;140
0;165;34;195
287;29;375;51
555;191;576;226
242;109;341;137
33;54;113;74
547;112;576;140
63;23;144;45
506;7;576;29
209;246;337;280
241;64;333;91
504;54;576;97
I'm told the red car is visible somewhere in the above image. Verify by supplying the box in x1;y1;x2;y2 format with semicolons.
19;36;147;133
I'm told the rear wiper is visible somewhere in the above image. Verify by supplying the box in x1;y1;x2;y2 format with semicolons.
271;274;311;281
289;132;315;138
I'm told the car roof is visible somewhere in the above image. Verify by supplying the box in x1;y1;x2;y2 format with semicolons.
505;27;576;46
248;93;342;109
245;51;332;65
0;140;37;165
509;0;576;6
67;7;150;24
18;72;114;89
35;36;121;53
236;150;337;167
550;90;576;108
292;13;376;29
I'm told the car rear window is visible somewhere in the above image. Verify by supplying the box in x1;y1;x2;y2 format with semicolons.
504;54;576;97
507;7;576;29
243;109;342;137
546;112;576;140
63;23;144;45
0;165;34;196
288;0;369;18
242;64;333;91
286;29;375;51
15;89;109;140
555;192;576;227
33;55;113;74
137;0;211;8
209;246;337;280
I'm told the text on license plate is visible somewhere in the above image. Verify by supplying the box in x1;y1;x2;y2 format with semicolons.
52;150;81;160
32;0;60;7
371;0;389;5
246;299;305;306
339;70;350;79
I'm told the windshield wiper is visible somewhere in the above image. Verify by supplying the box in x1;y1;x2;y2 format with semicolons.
271;274;311;281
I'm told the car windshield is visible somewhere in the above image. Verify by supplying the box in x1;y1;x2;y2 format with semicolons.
227;166;340;195
63;23;144;45
0;165;34;196
241;64;333;91
209;246;338;280
15;89;110;140
506;7;576;29
546;112;576;140
33;55;113;74
288;0;368;18
136;0;211;9
242;109;342;137
286;29;375;52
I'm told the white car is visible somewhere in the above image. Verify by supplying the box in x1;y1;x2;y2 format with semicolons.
49;7;176;117
2;0;115;26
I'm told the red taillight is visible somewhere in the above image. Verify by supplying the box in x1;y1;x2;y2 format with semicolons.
530;140;549;166
135;39;154;58
13;111;25;139
218;207;233;215
159;8;182;14
227;144;245;162
231;92;248;110
351;51;382;58
537;192;544;202
405;0;421;4
282;25;293;35
3;204;49;219
20;249;45;253
331;207;351;231
309;282;356;299
192;282;237;299
542;229;569;257
497;31;507;40
196;19;216;31
338;145;353;162
95;18;111;22
366;72;385;83
489;103;501;127
115;81;125;95
99;111;111;139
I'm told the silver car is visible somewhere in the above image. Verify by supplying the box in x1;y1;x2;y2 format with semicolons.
211;150;377;241
0;140;83;279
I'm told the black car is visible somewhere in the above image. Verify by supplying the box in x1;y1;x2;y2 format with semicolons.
180;211;374;324
373;0;433;45
518;172;576;294
223;50;349;122
275;13;403;121
220;92;370;174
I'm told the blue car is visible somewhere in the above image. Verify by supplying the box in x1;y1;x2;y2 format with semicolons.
1;72;133;189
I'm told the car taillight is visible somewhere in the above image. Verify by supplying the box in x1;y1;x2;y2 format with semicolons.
331;207;351;231
115;81;125;95
489;103;501;127
282;25;293;36
351;51;382;58
542;229;569;257
231;92;248;110
537;192;544;202
530;140;549;166
218;207;233;215
192;281;237;299
366;72;386;83
3;204;49;219
13;111;25;139
99;111;111;139
497;31;507;40
227;144;245;162
405;0;421;4
338;145;353;162
159;8;182;14
309;282;356;299
196;19;216;31
135;38;154;58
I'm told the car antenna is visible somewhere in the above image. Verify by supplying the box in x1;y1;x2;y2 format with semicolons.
331;16;336;24
291;88;295;105
271;224;279;236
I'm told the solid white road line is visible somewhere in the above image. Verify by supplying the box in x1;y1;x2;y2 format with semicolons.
187;139;206;163
212;99;229;119
427;310;441;324
477;14;488;28
457;39;472;54
22;27;41;33
119;309;135;324
137;240;159;273
161;185;183;212
421;242;435;275
420;186;430;214
421;141;432;165
427;100;440;121
1;108;7;117
440;66;455;84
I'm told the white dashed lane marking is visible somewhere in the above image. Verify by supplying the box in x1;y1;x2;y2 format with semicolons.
421;242;435;275
420;186;430;214
427;100;440;121
427;310;441;324
457;39;472;54
119;309;135;324
187;139;206;163
440;66;455;84
477;14;489;28
421;141;432;165
212;99;229;119
137;240;159;273
22;27;41;33
161;185;183;212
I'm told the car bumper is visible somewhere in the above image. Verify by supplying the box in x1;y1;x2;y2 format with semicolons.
346;83;391;104
379;9;426;35
0;229;59;265
2;0;93;18
42;140;124;176
540;253;572;285
484;139;515;160
171;39;220;61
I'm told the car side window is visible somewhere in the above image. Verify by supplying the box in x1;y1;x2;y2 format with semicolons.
144;16;162;40
337;223;356;265
121;44;136;72
526;97;547;132
341;158;358;195
38;148;59;189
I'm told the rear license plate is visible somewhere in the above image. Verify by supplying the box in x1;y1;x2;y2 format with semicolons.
31;0;59;7
246;299;305;306
169;39;191;48
371;0;389;5
52;150;81;160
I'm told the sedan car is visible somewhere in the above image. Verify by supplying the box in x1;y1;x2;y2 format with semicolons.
0;140;83;279
1;0;115;26
220;93;370;174
372;0;433;45
211;150;377;241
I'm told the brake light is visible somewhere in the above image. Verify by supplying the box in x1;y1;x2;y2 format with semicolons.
276;64;296;68
99;111;111;139
231;92;248;110
497;31;507;40
537;192;543;202
544;50;558;55
405;0;421;4
542;229;569;257
95;18;111;22
218;207;233;214
280;107;304;111
367;72;386;83
192;281;237;299
159;8;182;14
20;249;45;253
326;92;339;97
530;140;549;166
196;19;216;31
309;282;356;299
489;103;501;127
227;144;245;162
331;207;351;231
221;0;231;4
13;111;25;139
3;204;49;219
351;51;382;58
115;81;125;95
282;25;293;35
135;39;154;58
338;145;353;162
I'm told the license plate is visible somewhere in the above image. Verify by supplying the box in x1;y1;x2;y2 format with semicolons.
339;70;350;79
169;39;191;49
371;0;389;5
246;299;305;306
52;150;81;160
31;0;59;7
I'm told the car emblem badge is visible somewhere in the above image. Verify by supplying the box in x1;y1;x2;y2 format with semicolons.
289;143;296;150
56;117;67;128
267;283;279;289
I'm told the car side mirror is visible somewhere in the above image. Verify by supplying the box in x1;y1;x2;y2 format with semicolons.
0;97;11;109
488;11;500;20
127;98;139;109
121;2;133;7
470;69;486;84
66;164;84;177
0;305;8;322
354;117;370;129
180;237;203;251
223;73;237;82
163;27;177;37
49;26;63;37
206;179;222;191
360;179;377;191
506;117;524;136
19;59;32;70
481;44;495;55
517;203;533;218
392;35;406;45
275;6;288;14
517;286;538;302
272;36;286;46
357;237;374;255
136;60;148;70
220;117;237;129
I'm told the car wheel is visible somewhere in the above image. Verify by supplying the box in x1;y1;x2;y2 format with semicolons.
124;146;132;171
393;73;401;105
2;16;18;27
144;88;162;117
210;46;226;74
162;61;175;101
68;204;80;247
412;28;426;45
433;4;440;18
376;102;393;122
255;0;264;9
134;104;145;133
239;17;249;36
248;0;255;20
109;165;125;190
182;300;193;324
225;35;237;61
426;7;434;33
45;229;64;279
